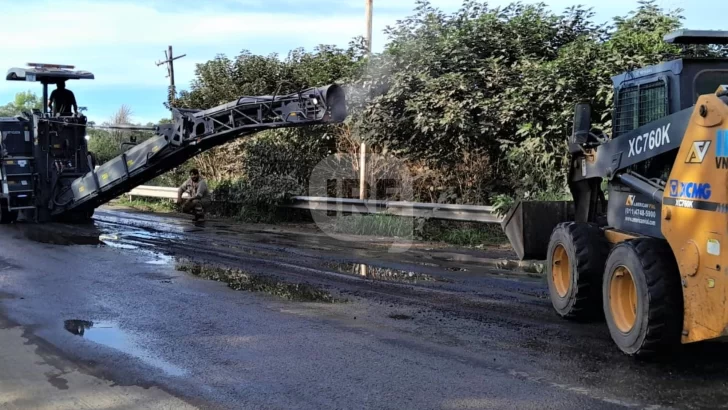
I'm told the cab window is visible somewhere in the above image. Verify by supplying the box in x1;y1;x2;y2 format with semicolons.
694;70;728;100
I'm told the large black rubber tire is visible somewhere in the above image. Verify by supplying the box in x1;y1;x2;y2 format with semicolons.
0;200;18;224
546;222;610;321
602;239;683;358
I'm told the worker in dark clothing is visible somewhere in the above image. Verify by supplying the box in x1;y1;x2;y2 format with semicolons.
177;168;211;221
48;81;78;116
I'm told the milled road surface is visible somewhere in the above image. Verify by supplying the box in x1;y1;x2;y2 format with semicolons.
1;206;728;409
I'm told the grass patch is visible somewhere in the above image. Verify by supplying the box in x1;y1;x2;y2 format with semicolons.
428;225;509;247
331;214;416;238
176;261;344;303
114;197;176;213
329;214;509;247
418;220;508;247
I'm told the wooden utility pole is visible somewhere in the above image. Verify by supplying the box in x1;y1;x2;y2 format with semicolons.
156;45;186;106
357;0;373;279
365;0;373;53
360;0;373;200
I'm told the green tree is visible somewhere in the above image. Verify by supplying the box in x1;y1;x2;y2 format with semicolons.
350;0;697;202
353;1;606;200
87;105;157;164
0;90;43;116
174;43;363;182
162;0;702;210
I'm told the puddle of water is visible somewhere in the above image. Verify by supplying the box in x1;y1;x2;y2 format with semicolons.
325;262;453;283
123;230;183;241
145;253;174;265
98;225;183;241
63;319;186;377
176;261;344;303
99;240;139;250
413;261;440;267
93;212;187;232
206;242;278;258
99;233;163;251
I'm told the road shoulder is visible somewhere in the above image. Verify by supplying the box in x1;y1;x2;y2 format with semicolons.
0;315;198;410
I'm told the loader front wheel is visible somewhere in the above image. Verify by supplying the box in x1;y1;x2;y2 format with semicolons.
602;239;683;357
546;222;609;320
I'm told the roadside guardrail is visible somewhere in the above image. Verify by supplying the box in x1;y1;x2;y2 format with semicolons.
126;186;502;223
127;185;186;199
287;196;501;223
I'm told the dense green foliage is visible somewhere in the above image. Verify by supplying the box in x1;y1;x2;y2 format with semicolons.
166;0;722;216
171;44;364;219
351;0;719;202
85;105;162;164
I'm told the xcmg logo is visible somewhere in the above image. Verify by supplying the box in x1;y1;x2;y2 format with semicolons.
669;180;712;200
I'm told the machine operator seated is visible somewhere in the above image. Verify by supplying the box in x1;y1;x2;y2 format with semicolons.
48;80;78;116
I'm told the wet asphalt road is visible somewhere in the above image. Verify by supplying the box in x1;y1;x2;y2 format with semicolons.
2;207;728;409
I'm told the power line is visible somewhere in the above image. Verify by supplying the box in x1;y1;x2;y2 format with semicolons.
39;119;157;132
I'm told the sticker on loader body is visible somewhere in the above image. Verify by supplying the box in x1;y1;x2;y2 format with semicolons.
686;140;711;164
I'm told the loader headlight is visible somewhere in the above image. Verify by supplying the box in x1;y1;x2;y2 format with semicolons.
84;135;90;140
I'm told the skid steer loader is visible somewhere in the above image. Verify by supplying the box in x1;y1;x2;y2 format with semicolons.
503;30;728;357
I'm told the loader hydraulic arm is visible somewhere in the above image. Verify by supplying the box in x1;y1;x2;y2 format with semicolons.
51;84;347;216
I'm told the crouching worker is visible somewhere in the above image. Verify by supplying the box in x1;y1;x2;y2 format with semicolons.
177;168;211;221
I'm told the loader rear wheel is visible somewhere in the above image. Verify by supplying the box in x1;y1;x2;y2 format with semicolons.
546;222;609;320
602;239;683;357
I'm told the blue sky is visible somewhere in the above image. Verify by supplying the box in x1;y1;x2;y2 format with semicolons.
0;0;721;125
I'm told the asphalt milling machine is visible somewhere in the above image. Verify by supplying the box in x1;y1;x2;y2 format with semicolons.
502;29;728;357
0;63;346;224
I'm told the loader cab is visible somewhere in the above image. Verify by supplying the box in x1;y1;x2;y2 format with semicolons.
611;30;728;138
603;30;728;188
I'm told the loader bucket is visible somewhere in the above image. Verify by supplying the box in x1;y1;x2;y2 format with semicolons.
501;201;574;261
